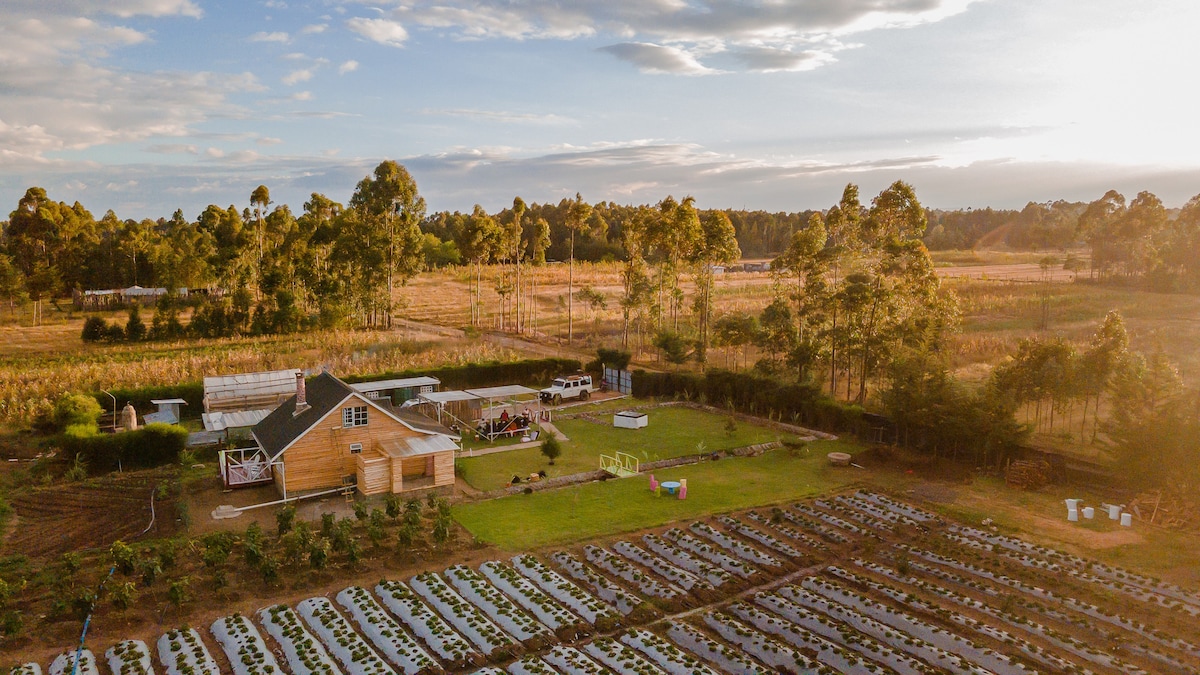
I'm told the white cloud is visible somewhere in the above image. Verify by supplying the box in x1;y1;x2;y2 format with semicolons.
599;43;720;75
346;17;409;47
204;147;225;158
363;0;979;73
338;59;360;74
282;68;313;85
256;137;283;145
264;0;287;8
300;23;328;34
291;91;314;101
423;108;575;125
249;31;290;43
145;143;198;154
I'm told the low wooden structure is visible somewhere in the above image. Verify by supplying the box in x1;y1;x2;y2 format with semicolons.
247;372;459;497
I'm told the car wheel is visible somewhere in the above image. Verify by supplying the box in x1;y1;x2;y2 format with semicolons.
553;394;562;405
580;390;589;401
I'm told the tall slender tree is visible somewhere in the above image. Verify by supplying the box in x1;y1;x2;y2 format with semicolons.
564;193;593;344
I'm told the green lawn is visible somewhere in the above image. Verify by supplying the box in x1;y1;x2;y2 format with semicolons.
456;406;804;492
453;439;864;550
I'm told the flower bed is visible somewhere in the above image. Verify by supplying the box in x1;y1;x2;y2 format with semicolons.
157;628;220;675
541;646;610;675
478;561;585;634
259;603;341;675
611;541;710;592
582;546;682;601
410;571;518;657
661;529;756;578
641;535;732;587
854;491;936;522
444;565;553;646
701;610;821;674
744;594;934;675
105;640;154;675
512;554;621;628
776;582;992;675
549;551;648;615
775;508;849;544
688;522;782;567
664;621;770;675
715;515;805;560
800;575;1026;675
505;656;559;675
336;586;439;674
10;665;41;675
618;628;721;675
211;615;282;675
49;650;99;675
375;579;480;666
297;596;392;675
581;636;666;675
745;511;830;552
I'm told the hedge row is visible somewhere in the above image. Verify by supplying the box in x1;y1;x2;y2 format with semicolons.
632;369;864;434
61;423;190;473
91;358;582;416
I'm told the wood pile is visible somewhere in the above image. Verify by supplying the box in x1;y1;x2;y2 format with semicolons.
1005;459;1051;490
1129;489;1197;530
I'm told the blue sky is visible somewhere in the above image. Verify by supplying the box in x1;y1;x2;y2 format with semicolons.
3;0;1199;219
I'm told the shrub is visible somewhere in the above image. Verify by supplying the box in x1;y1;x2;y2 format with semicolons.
540;435;562;465
81;316;108;342
276;504;296;535
125;306;147;342
52;394;103;432
60;422;189;474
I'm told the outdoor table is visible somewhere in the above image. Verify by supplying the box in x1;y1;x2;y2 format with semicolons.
661;480;681;495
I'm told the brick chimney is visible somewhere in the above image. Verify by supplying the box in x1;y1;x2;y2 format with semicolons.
293;372;309;416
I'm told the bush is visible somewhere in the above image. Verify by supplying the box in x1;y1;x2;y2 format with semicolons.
540;435;562;465
125;306;147;342
52;394;103;432
60;423;189;474
81;316;108;342
586;347;631;373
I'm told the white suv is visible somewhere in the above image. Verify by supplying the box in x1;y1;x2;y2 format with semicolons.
539;375;595;404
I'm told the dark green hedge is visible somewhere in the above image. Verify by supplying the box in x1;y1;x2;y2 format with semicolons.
342;357;582;390
61;423;190;473
91;382;205;417
632;368;864;434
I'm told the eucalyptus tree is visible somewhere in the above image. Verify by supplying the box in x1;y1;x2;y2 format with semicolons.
457;205;502;327
526;217;551;333
249;185;271;295
691;209;740;362
772;212;827;379
5;187;97;323
508;196;527;332
618;207;654;349
349;161;427;328
648;195;702;333
564;193;593;343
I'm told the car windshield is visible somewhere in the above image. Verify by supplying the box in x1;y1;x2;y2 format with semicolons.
552;379;566;387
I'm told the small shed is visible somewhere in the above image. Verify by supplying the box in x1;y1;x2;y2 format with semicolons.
613;411;648;429
144;398;187;425
350;376;440;405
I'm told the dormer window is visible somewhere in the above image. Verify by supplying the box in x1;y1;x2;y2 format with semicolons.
343;406;368;427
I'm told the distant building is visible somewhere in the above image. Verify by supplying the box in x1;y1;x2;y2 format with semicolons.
72;286;189;310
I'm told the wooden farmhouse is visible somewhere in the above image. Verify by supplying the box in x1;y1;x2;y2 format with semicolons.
250;372;459;497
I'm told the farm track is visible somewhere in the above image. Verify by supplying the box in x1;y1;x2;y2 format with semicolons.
13;488;1200;675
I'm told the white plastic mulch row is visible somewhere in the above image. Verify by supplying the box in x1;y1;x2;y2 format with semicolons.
664;621;771;675
540;646;609;675
549;551;645;615
297;596;392;675
745;510;830;552
444;564;554;644
479;560;583;632
581;636;666;675
105;640;155;675
258;603;341;675
661;528;755;578
702;610;822;675
618;628;722;675
9;665;41;675
156;629;220;675
855;490;937;522
336;585;438;674
505;655;559;675
512;555;620;626
641;534;732;587
688;521;782;567
610;541;710;592
49;651;98;675
582;545;682;601
211;614;282;675
715;515;806;559
375;579;480;665
409;571;516;656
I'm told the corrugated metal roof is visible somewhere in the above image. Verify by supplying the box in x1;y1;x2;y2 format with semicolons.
378;434;458;458
350;376;440;393
202;408;273;431
464;385;539;399
204;369;301;400
419;390;480;404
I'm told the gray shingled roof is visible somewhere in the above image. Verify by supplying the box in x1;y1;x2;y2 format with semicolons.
253;371;354;458
252;372;458;459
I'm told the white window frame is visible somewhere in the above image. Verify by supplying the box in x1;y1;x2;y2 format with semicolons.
343;405;368;428
349;442;363;454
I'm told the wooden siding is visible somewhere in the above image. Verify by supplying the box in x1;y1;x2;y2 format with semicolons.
357;452;390;496
273;397;424;495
